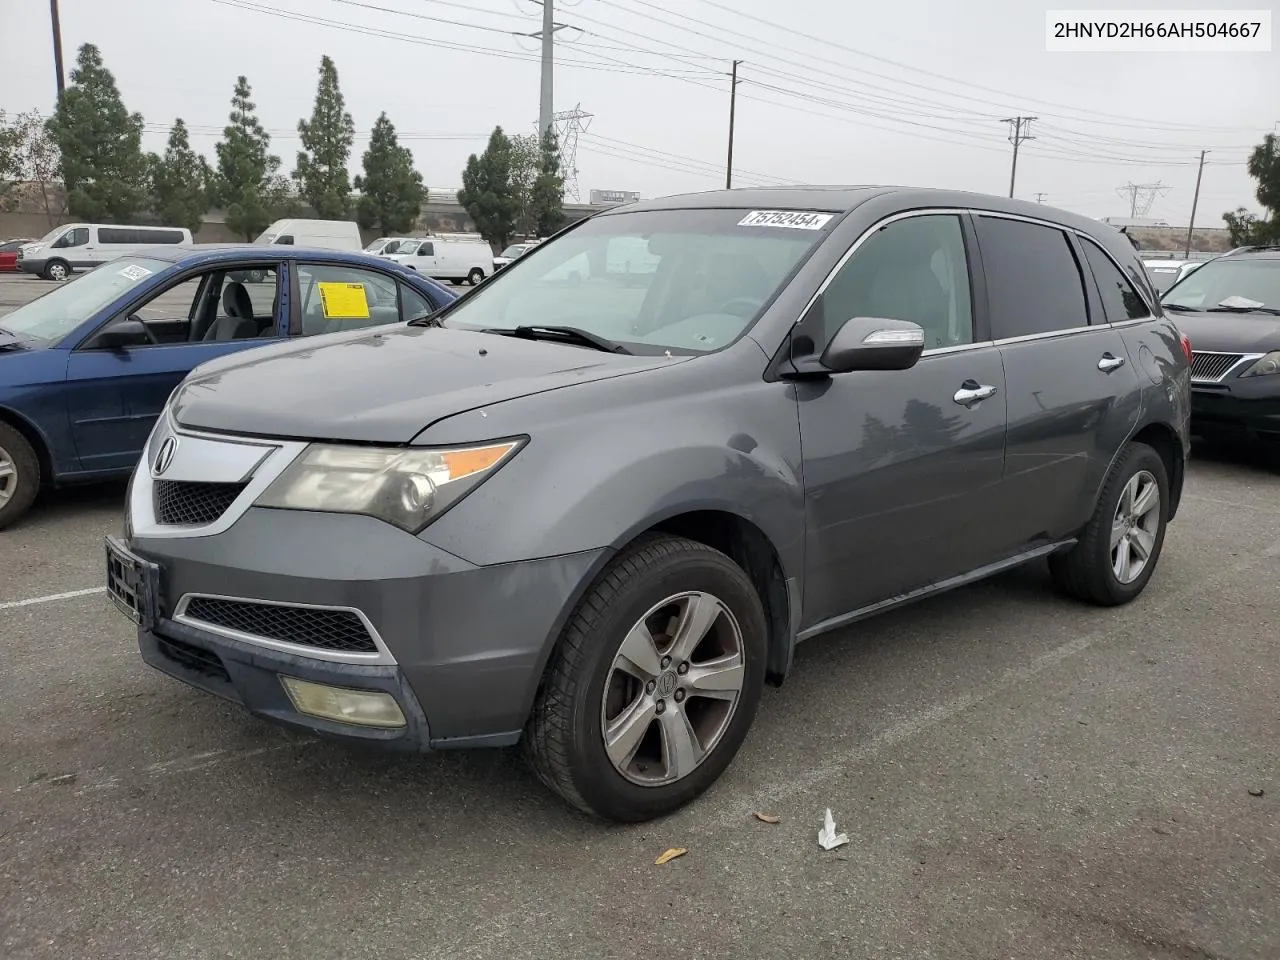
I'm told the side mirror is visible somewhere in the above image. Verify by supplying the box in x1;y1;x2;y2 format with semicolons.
820;317;926;373
94;318;150;349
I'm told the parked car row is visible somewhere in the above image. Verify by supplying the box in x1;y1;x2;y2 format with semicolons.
82;187;1194;823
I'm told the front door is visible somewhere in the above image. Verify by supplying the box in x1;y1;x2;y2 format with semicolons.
64;264;285;473
796;212;1009;629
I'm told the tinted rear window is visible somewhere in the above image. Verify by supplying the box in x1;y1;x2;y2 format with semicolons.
975;216;1089;338
97;227;186;245
1083;239;1149;322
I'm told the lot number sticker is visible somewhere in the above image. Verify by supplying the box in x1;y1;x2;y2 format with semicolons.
117;264;153;281
317;282;371;319
738;210;833;230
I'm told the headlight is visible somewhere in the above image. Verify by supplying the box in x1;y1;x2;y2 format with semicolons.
255;439;525;532
1239;351;1280;378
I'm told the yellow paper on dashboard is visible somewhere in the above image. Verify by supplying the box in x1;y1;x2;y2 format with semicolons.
317;282;370;319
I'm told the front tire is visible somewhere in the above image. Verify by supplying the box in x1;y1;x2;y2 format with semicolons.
524;534;767;822
467;268;485;286
0;423;41;531
43;259;69;281
1049;441;1169;606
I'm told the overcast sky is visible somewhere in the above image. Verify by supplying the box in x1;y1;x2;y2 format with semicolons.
3;0;1277;224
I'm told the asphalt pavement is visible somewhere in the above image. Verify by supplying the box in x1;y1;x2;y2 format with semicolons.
1;272;1278;959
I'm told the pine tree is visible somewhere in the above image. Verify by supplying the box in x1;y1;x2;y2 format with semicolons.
213;76;280;241
45;43;146;222
294;55;355;220
533;129;566;238
148;119;211;233
354;112;423;234
457;126;519;250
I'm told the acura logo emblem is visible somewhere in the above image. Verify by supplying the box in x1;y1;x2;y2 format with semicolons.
153;436;178;476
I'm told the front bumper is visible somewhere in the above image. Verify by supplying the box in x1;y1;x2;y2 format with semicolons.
1191;381;1280;443
124;507;608;750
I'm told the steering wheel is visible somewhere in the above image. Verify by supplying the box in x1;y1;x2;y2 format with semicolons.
129;313;159;345
712;296;765;317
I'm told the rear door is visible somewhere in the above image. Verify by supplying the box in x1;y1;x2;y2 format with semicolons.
973;213;1143;549
64;263;286;473
292;261;443;335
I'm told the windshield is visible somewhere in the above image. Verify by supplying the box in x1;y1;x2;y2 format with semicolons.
1163;258;1280;312
499;245;528;258
440;208;831;354
0;257;168;341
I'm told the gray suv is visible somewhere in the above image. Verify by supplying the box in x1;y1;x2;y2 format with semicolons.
106;188;1192;822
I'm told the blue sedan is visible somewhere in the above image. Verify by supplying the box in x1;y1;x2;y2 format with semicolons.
0;245;456;528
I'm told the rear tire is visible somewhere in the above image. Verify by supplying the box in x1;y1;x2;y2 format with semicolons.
43;259;69;281
0;422;41;531
523;534;767;822
1049;441;1169;606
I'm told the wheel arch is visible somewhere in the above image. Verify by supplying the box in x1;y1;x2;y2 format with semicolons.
1129;420;1184;521
0;404;54;489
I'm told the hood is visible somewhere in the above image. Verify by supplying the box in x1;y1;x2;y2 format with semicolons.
1170;311;1280;355
171;325;685;443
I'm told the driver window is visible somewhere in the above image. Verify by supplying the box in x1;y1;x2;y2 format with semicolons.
55;227;89;249
821;214;974;351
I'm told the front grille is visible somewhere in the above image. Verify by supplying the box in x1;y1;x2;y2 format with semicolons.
154;479;246;525
155;634;232;683
1190;352;1245;382
182;596;379;653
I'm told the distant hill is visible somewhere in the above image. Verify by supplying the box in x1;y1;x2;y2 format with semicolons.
1128;225;1233;254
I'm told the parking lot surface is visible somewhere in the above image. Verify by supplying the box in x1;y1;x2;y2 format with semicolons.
2;272;1278;959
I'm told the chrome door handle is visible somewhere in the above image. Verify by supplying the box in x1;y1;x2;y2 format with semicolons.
953;382;998;406
1098;353;1126;373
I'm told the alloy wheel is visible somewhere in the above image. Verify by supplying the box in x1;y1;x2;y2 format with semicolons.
600;591;746;786
1111;469;1161;585
0;444;16;508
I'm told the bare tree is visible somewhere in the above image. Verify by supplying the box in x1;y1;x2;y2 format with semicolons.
1;111;65;227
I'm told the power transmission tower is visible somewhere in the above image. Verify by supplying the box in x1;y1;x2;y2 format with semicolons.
1116;180;1170;218
726;59;743;188
1034;192;1048;203
521;0;571;137
552;105;592;201
1003;116;1037;198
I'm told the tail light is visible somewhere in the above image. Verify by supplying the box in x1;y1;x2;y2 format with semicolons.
1179;332;1193;365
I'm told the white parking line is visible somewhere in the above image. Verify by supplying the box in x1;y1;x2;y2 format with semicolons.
0;586;106;611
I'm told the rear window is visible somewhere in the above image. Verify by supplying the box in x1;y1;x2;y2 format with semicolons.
975;216;1090;338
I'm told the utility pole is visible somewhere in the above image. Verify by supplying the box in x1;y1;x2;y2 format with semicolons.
726;60;742;189
1034;192;1048;203
538;0;554;138
1184;150;1208;258
50;0;65;101
1003;116;1036;199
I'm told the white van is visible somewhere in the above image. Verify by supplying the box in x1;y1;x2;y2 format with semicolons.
364;236;415;256
382;236;494;285
18;223;193;280
255;219;362;252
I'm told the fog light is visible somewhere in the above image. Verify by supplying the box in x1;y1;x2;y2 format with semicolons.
279;676;407;728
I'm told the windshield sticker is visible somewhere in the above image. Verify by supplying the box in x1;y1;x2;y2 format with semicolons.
118;264;153;281
1218;295;1266;309
738;210;833;230
317;281;371;319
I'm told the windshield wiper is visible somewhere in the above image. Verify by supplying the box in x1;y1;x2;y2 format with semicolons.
1161;302;1195;311
407;312;443;327
1205;306;1280;316
486;325;632;355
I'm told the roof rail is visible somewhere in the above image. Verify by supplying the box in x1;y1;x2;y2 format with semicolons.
1226;243;1280;255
